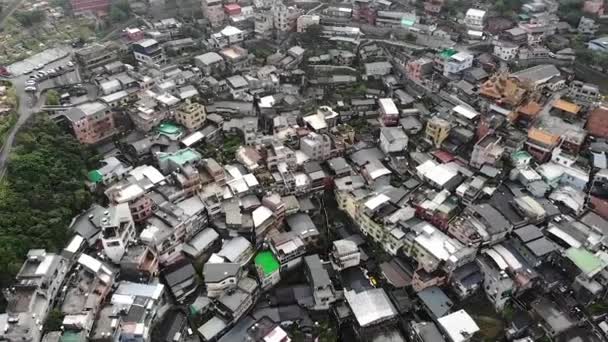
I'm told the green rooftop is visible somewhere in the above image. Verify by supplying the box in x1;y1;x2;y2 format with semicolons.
255;251;280;276
565;247;608;276
158;148;202;166
87;170;103;183
61;331;83;342
158;122;182;135
511;150;531;161
439;48;457;59
401;18;415;27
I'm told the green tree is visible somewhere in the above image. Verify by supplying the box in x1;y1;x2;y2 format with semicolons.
0;115;93;289
46;90;60;106
14;10;45;27
110;6;128;23
44;309;64;332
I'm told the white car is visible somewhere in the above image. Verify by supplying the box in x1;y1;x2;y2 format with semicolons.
25;86;37;92
25;80;36;85
67;61;74;67
34;63;44;70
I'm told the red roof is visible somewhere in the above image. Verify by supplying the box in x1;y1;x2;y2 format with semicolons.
224;3;241;10
432;150;455;163
587;107;608;139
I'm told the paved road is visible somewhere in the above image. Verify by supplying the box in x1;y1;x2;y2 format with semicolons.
0;54;79;179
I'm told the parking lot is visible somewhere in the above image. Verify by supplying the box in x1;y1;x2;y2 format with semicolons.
7;47;72;76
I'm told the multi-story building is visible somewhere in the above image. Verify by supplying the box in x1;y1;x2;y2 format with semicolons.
65;101;117;145
1;250;69;342
442;52;474;77
100;203;137;264
448;204;512;247
425;117;451;148
470;134;505;169
255;10;274;38
411;222;477;273
175;99;206;132
304;254;338;310
203;263;242;298
380;126;408;155
493;41;519;61
464;8;486;31
476;254;515;310
379;98;400;127
133;39;166;66
91;282;166;342
202;0;225;27
75;42;120;72
254;251;281;289
569;80;600;103
273;3;299;33
269;231;306;270
194;52;226;76
296;14;320;32
406;57;434;82
300;132;332;161
330;239;360;271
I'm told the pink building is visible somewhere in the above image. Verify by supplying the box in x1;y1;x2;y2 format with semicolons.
124;28;145;42
584;0;604;15
202;0;226;28
406;57;433;82
71;0;110;15
424;0;444;14
66;101;117;145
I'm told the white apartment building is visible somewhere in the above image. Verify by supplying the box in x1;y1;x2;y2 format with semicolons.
100;203;136;263
444;52;473;76
330;239;361;271
300;132;332;161
464;8;486;31
493;41;519;61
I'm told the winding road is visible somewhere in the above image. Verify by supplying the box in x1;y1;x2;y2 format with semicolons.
0;54;79;179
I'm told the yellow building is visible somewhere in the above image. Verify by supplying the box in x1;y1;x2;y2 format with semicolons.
425;117;451;148
175;99;206;131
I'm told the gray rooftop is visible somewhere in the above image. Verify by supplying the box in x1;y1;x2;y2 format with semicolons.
304;254;332;289
417;286;453;318
203;263;240;283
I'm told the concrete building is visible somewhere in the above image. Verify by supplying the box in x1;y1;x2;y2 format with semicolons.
133;39;166;66
477;254;514;310
297;14;320;32
100;203;137;264
203;263;241;298
443;52;474;77
202;0;225;27
379;98;400;127
464;8;486;31
269;231;306;270
380;126;408;155
254;10;274;39
75;43;119;72
300;132;332;161
175;99;206;132
493;41;519;61
304;254;338;310
330;239;360;271
470;134;504;169
0;250;69;342
194;52;225;76
65;101;117;145
425;117;451;148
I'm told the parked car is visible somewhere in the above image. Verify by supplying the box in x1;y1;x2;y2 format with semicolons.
34;63;44;70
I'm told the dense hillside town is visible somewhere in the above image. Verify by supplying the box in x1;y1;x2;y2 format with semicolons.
1;0;608;341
